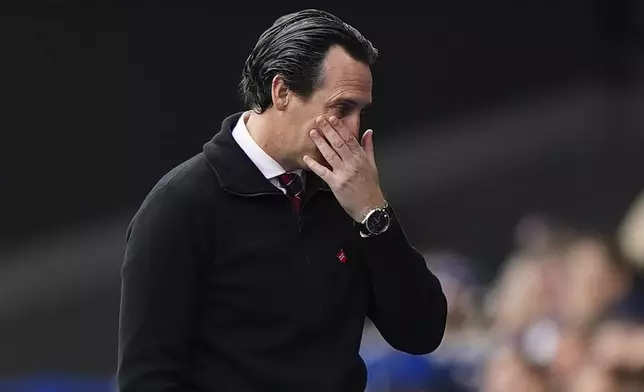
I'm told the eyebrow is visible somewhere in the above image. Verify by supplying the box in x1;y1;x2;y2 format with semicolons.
330;98;372;109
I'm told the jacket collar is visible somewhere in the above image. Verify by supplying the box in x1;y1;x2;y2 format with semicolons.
203;112;330;197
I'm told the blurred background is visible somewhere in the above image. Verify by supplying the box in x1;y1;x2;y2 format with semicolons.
2;1;644;391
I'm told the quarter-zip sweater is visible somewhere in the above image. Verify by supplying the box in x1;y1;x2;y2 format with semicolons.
117;112;447;392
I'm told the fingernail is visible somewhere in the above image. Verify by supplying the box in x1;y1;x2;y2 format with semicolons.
310;129;317;137
316;116;324;125
329;116;338;124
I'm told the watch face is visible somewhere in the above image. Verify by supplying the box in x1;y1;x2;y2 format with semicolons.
366;209;390;234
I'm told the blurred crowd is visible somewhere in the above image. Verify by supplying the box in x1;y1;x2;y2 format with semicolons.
363;190;644;392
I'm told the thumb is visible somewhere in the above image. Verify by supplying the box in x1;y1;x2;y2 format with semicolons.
361;129;376;166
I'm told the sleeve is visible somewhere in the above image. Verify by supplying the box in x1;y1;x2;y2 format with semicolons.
363;207;447;355
117;184;214;391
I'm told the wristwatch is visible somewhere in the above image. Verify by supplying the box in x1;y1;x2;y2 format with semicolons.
358;203;392;238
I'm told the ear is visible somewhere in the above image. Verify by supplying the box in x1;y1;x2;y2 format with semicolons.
271;75;290;111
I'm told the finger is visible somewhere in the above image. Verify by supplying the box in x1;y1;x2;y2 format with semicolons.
303;154;332;180
327;116;362;155
315;116;353;161
361;129;376;167
309;129;342;169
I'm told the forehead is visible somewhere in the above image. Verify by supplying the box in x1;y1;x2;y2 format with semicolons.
318;46;372;104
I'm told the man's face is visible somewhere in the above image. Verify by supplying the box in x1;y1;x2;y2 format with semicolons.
283;45;372;170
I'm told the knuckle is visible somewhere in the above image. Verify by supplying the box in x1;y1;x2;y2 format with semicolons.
333;140;345;150
324;152;336;162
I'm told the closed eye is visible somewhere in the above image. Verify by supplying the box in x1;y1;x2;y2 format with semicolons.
336;104;353;118
331;99;371;118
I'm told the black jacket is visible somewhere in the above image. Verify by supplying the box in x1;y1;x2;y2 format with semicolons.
117;113;447;392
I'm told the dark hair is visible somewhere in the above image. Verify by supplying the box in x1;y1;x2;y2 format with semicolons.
239;9;378;112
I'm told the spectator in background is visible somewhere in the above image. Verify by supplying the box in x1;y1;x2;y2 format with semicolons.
481;346;548;392
565;361;619;392
556;233;632;330
552;232;639;389
485;254;555;336
481;238;562;391
563;303;644;392
485;214;567;339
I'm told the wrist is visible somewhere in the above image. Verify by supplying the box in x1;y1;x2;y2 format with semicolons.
355;196;387;223
356;201;392;238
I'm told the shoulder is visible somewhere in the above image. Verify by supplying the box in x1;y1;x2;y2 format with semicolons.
123;154;218;269
148;153;215;201
131;153;218;230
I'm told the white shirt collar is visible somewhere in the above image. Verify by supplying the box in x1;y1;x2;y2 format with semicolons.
231;112;302;180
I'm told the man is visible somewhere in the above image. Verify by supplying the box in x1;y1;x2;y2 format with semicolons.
117;9;447;392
